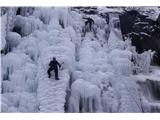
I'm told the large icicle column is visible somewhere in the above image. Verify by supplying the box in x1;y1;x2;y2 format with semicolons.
69;79;102;112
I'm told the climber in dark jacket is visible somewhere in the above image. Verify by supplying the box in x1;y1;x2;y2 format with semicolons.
83;17;94;31
47;57;61;80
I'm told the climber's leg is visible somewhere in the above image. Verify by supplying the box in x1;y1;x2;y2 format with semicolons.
89;22;92;31
47;67;52;78
54;68;59;80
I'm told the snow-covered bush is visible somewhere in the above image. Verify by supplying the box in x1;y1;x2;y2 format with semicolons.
69;79;102;112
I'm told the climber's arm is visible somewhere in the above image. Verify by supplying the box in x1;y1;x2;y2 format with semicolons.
57;61;61;68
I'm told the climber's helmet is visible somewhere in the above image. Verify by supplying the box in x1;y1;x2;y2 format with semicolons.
53;57;56;61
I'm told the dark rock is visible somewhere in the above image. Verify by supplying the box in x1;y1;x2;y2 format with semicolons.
120;9;160;65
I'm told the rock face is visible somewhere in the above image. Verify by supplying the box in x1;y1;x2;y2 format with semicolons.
119;9;160;65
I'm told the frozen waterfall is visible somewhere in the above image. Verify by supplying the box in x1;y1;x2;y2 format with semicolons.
1;7;159;113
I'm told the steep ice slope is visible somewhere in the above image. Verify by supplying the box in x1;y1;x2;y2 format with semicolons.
37;67;70;112
69;9;142;112
1;7;158;113
28;8;76;112
36;35;75;112
1;7;76;112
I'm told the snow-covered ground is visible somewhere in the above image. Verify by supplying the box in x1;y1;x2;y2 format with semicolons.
1;7;160;113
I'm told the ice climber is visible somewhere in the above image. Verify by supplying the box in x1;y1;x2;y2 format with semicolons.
47;57;61;80
83;17;94;31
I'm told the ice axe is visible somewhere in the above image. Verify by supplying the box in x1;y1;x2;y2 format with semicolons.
60;62;64;70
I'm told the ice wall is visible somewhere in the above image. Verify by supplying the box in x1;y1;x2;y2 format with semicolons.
1;7;155;113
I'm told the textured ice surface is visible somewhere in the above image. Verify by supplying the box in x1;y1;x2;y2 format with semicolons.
1;7;158;113
69;79;102;112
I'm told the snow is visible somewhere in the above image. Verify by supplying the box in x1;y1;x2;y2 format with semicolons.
134;22;149;25
34;8;76;112
140;7;160;21
98;7;123;14
37;69;70;112
140;32;151;37
36;44;74;112
1;7;159;113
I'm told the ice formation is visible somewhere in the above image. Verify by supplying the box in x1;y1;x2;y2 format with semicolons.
1;14;7;50
6;32;21;52
14;15;43;36
1;7;159;113
69;79;102;112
